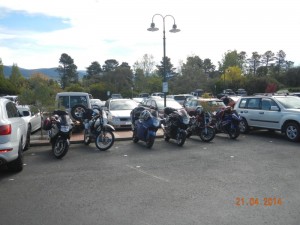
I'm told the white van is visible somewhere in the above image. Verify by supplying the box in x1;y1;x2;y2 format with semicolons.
55;92;92;122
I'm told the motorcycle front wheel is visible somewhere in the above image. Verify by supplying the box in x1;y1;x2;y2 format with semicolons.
176;131;186;146
84;129;91;145
229;126;240;139
132;129;139;143
53;137;69;159
95;131;115;151
199;127;215;142
146;136;155;148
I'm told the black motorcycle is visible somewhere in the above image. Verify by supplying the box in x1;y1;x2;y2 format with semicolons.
211;106;242;139
161;107;190;146
82;108;115;151
186;108;215;142
43;110;73;159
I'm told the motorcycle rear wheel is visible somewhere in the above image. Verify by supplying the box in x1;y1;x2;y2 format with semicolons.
95;131;115;151
199;127;215;142
53;137;69;159
84;129;91;145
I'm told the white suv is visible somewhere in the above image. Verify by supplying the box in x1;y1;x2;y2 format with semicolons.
0;98;29;172
234;94;300;142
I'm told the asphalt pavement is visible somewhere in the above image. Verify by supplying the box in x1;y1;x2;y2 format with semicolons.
30;129;164;146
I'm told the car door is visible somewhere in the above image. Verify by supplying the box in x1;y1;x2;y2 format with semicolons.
256;98;282;129
238;98;262;127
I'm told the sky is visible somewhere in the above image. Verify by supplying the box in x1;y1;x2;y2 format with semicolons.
0;0;299;70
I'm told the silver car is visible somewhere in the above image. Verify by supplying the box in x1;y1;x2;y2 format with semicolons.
105;99;138;129
0;98;29;172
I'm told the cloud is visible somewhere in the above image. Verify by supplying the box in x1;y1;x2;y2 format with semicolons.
0;0;299;70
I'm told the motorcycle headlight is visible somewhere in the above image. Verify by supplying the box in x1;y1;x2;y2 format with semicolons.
95;118;101;127
60;125;70;132
183;117;190;125
153;118;160;127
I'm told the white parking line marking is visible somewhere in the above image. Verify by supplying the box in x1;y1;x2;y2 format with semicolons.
126;165;169;182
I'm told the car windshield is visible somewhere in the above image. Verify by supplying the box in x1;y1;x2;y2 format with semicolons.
110;100;137;110
156;99;182;110
274;96;300;109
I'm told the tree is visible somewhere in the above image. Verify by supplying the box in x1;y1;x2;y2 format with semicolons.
86;61;102;79
156;56;177;79
261;50;275;67
203;58;216;77
9;63;26;91
218;50;245;73
0;58;4;80
133;54;155;76
274;50;286;73
247;52;261;75
102;59;119;72
56;53;79;89
220;66;244;91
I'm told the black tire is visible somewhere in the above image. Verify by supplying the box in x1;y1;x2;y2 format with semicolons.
95;131;115;151
71;104;87;121
146;136;155;148
84;129;91;145
7;140;23;172
199;127;215;142
239;118;249;134
132;130;139;143
176;131;186;146
284;122;300;142
164;134;170;142
52;137;69;159
229;127;240;139
24;124;31;151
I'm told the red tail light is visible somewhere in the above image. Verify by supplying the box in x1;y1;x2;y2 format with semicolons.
0;124;12;135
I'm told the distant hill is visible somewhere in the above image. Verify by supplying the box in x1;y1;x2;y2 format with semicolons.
3;66;85;80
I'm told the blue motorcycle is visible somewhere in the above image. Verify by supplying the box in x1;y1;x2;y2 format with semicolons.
131;107;160;148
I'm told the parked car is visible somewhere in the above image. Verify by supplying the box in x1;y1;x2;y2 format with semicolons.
2;95;19;104
236;88;247;96
90;98;105;109
167;94;194;106
17;105;42;133
111;93;123;99
55;92;92;123
104;98;138;129
140;97;183;118
234;94;300;142
184;98;226;116
0;97;29;172
151;92;164;98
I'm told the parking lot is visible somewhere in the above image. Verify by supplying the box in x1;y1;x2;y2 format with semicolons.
1;131;300;225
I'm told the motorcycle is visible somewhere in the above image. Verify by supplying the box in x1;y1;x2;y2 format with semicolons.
186;107;216;142
131;106;160;148
43;110;73;159
211;106;242;139
161;107;190;146
82;107;115;151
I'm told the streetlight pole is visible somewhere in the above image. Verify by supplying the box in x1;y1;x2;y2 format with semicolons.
147;14;180;107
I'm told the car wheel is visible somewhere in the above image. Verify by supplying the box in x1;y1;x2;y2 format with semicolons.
284;122;300;142
24;124;31;151
239;118;249;134
7;140;23;172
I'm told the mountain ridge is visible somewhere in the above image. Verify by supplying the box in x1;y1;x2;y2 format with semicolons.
3;65;85;80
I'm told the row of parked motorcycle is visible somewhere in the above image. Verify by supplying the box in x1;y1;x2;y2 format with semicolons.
42;104;242;159
131;105;242;148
